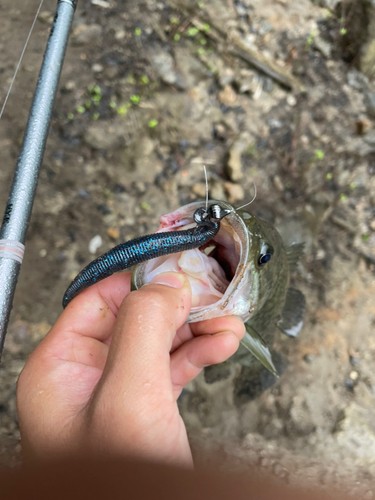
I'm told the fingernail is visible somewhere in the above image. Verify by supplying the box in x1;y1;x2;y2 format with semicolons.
150;272;187;289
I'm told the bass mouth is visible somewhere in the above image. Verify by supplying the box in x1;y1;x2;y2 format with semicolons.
132;201;253;322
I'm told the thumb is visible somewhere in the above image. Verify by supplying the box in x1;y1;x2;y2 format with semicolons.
92;272;192;401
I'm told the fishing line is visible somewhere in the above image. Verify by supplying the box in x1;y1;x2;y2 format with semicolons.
236;182;257;211
0;0;45;122
203;165;208;211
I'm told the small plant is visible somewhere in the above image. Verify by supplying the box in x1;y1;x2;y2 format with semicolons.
149;119;158;128
188;27;199;37
67;113;74;120
174;33;180;41
306;29;316;50
134;28;142;36
326;172;333;180
117;105;128;116
314;149;324;160
130;95;140;105
140;75;149;85
93;113;100;121
76;106;85;114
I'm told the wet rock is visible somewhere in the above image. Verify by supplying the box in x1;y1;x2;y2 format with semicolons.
313;35;331;58
174;47;208;89
92;63;104;73
356;118;372;135
91;0;111;7
72;24;103;46
88;235;103;254
150;49;186;89
286;94;297;107
273;175;284;192
107;228;119;240
224;182;244;204
226;132;254;182
289;394;317;436
365;92;375;119
209;179;226;201
104;66;119;80
334;399;375;461
119;136;162;184
114;29;126;41
236;69;258;94
84;120;125;150
219;85;237;107
63;80;76;92
218;68;235;88
347;69;369;92
155;91;216;147
38;11;53;24
214;123;228;141
361;39;375;80
192;183;207;198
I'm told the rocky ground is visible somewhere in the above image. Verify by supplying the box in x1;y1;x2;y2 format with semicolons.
0;0;375;495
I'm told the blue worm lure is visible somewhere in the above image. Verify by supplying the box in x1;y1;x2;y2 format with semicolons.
62;204;231;308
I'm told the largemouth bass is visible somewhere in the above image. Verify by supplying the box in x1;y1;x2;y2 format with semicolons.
132;200;305;376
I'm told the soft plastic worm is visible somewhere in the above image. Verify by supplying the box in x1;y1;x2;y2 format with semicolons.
62;205;230;308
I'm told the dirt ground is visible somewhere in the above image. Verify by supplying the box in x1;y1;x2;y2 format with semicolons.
0;0;375;495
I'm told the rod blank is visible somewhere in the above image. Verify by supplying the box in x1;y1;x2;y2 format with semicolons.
0;0;77;358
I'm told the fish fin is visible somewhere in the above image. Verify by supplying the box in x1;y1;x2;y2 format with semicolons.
277;287;306;338
285;242;305;271
240;325;279;378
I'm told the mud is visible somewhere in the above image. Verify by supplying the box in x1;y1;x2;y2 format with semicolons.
0;0;375;495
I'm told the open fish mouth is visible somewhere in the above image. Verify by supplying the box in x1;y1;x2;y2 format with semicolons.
131;201;256;322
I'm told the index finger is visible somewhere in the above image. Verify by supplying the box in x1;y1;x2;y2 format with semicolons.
51;272;132;342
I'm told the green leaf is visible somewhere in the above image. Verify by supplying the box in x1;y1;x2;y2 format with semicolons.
117;105;128;116
188;27;199;37
315;149;324;160
130;95;140;104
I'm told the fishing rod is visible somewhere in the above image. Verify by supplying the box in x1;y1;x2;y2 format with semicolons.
0;0;78;359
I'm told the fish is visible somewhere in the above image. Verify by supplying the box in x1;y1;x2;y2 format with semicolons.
132;200;306;377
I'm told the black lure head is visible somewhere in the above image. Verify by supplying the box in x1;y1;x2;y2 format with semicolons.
193;204;231;225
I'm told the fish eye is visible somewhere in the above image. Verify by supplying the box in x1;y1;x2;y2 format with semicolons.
258;244;274;266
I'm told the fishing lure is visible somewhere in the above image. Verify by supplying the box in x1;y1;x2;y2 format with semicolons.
62;203;231;308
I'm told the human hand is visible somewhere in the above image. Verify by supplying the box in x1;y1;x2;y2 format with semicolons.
17;272;245;468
